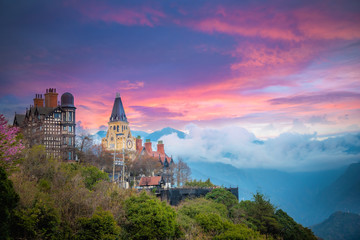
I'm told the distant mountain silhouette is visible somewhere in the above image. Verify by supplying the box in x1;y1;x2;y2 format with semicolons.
131;130;149;139
316;162;360;219
95;130;106;139
145;127;186;142
93;127;185;143
311;212;360;240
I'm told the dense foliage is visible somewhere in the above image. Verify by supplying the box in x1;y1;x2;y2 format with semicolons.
123;192;181;239
0;127;317;240
184;178;215;187
0;166;19;240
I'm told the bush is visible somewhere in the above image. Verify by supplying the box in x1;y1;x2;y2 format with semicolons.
75;209;121;240
184;178;215;187
205;188;238;210
123;191;180;239
12;199;60;239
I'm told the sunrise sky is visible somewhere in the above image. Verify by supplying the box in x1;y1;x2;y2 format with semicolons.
1;0;359;139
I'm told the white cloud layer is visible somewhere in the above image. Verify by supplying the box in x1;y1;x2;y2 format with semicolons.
161;124;360;172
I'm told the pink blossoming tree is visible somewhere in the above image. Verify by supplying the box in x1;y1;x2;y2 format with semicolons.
0;114;24;170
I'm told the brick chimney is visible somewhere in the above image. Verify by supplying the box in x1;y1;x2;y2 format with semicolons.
136;136;142;151
144;139;152;153
157;140;165;155
44;88;58;108
33;94;44;107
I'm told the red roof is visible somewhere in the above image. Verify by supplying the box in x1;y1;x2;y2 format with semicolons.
139;176;162;186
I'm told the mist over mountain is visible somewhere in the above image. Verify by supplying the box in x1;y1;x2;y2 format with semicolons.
162;125;360;171
317;162;360;219
311;212;360;240
188;161;347;226
90;125;360;227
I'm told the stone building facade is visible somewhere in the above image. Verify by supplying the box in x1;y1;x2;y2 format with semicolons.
13;88;76;161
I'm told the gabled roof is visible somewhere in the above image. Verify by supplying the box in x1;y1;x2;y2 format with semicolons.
36;107;55;116
139;176;162;186
13;114;25;127
110;93;128;123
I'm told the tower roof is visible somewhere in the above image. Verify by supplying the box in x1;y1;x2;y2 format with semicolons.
110;93;128;123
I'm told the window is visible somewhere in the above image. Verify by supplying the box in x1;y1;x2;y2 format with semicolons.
63;137;66;145
69;126;72;132
69;137;72;145
63;126;66;131
54;113;60;119
117;125;119;132
68;112;73;121
68;152;72;160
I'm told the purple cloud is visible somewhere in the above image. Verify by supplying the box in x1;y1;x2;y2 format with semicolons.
268;91;360;105
131;106;183;118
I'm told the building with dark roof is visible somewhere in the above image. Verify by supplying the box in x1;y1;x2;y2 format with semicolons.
101;93;136;152
102;93;174;188
13;88;76;161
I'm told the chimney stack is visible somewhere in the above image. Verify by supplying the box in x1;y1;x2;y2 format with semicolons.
136;136;142;151
44;88;58;108
144;139;152;153
157;140;165;155
33;93;44;107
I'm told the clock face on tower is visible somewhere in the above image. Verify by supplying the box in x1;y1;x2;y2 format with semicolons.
126;139;133;149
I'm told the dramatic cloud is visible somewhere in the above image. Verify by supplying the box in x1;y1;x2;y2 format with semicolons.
0;0;359;136
161;125;360;171
130;106;184;118
269;92;360;105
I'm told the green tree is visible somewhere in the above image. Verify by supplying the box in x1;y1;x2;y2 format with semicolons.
80;165;109;190
205;188;238;210
0;166;19;240
213;224;264;240
75;208;121;240
184;178;215;187
177;198;229;238
238;192;281;237
275;209;317;240
123;191;180;240
12;199;60;240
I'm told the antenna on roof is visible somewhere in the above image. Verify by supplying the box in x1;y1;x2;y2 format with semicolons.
116;92;120;98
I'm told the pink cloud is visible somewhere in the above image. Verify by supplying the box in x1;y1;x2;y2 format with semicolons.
188;4;360;41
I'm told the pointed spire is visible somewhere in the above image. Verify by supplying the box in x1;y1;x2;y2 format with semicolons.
164;156;169;168
110;93;128;122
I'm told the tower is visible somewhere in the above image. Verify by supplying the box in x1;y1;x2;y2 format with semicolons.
61;92;76;160
102;93;136;151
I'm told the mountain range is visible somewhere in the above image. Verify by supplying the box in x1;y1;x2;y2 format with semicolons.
311;212;360;240
92;127;186;143
188;160;357;226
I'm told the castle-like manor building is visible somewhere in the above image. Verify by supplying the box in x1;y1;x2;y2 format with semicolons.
102;93;174;188
13;88;76;161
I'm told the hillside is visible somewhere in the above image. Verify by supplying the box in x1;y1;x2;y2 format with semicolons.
317;162;360;215
311;212;360;240
188;160;346;226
